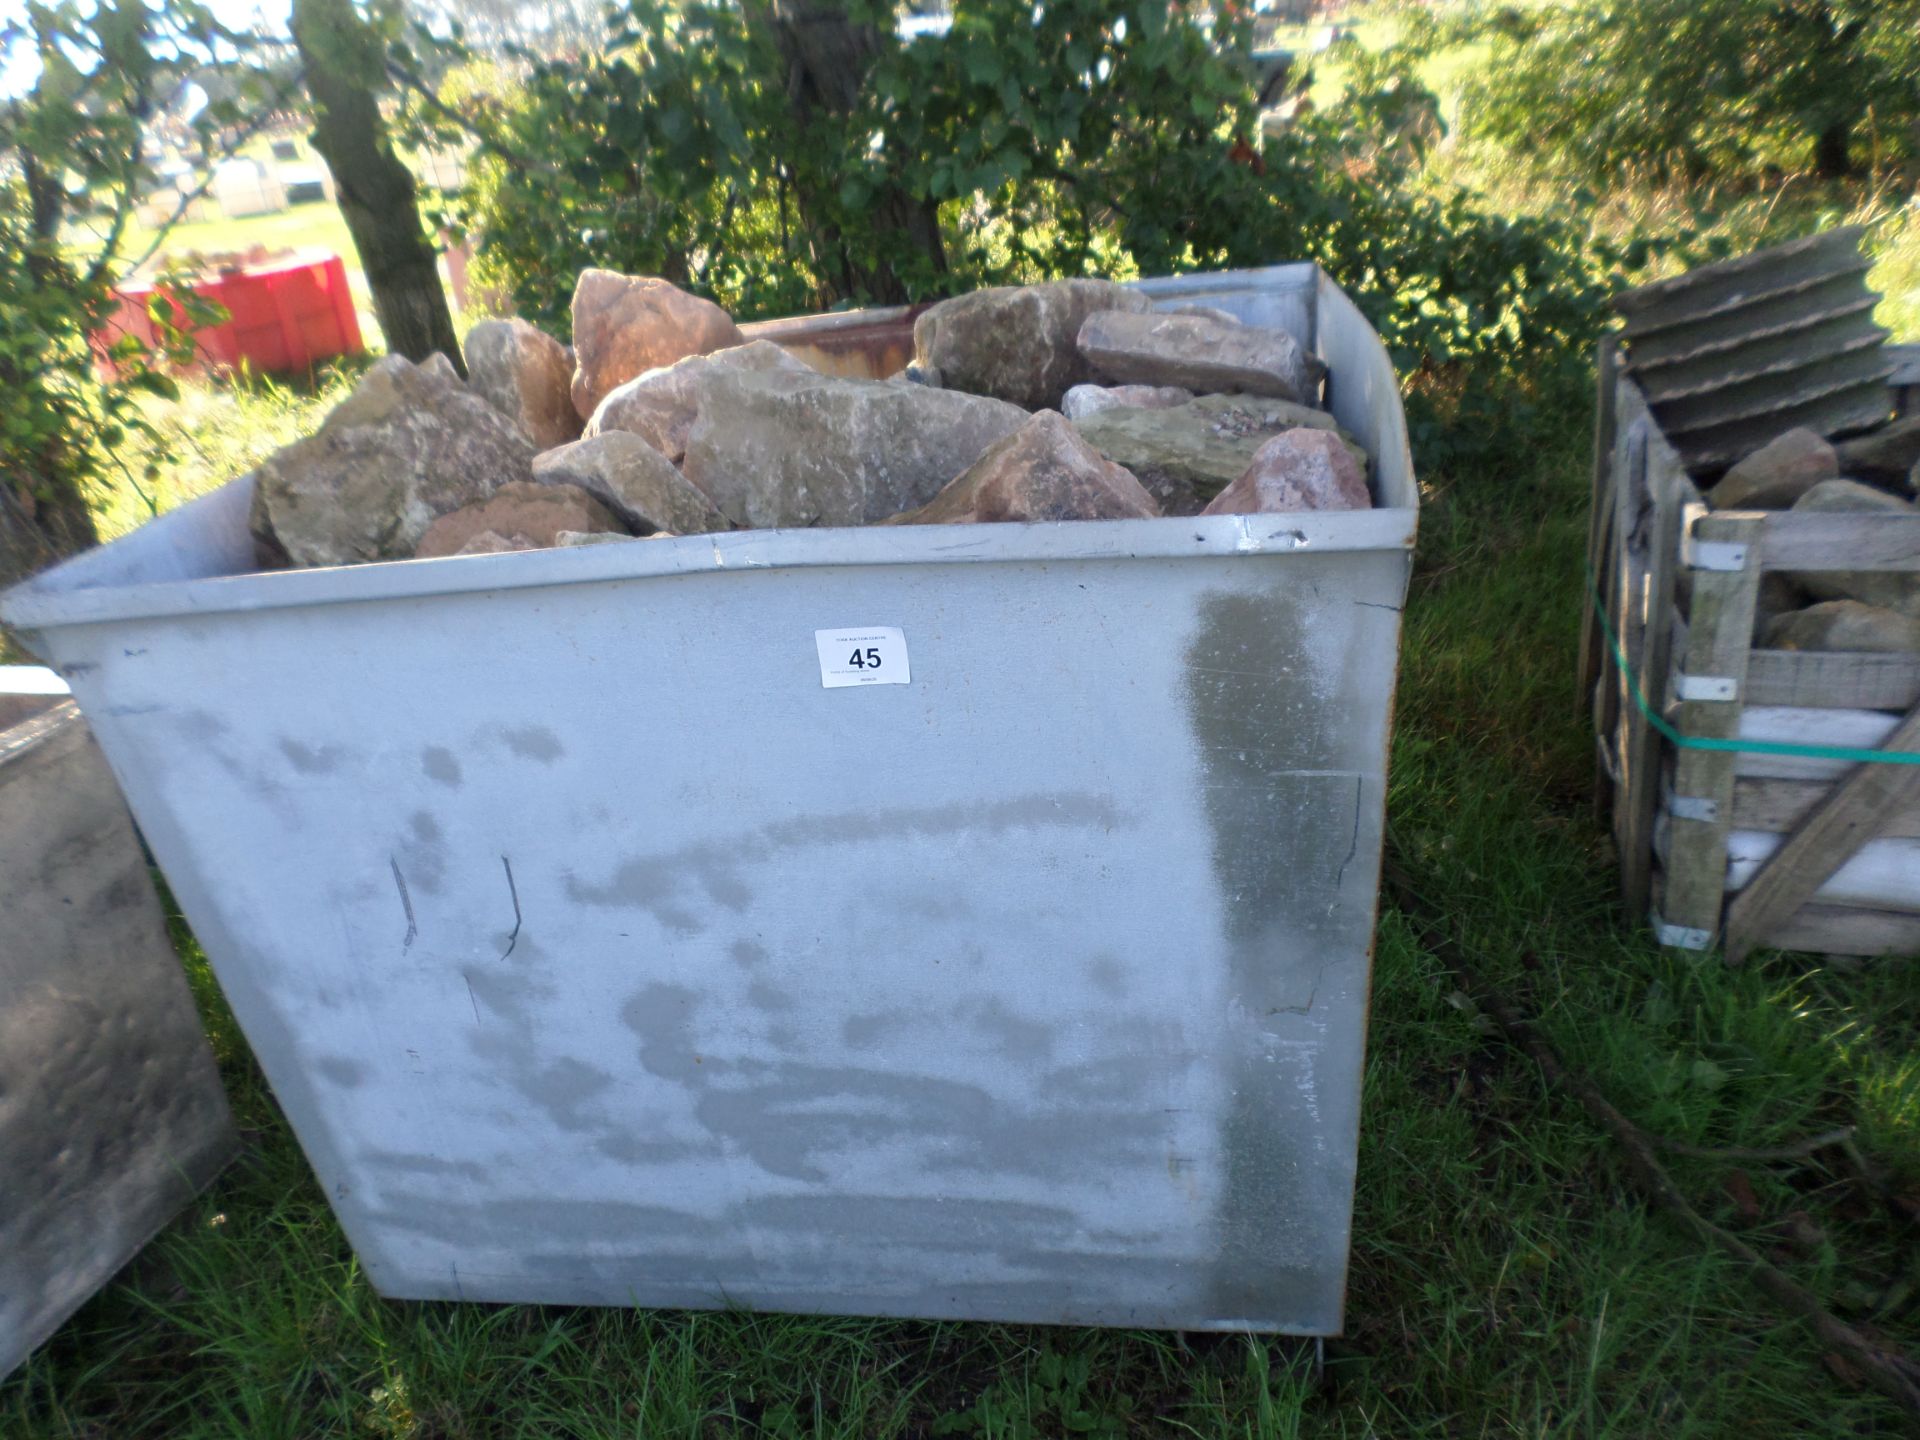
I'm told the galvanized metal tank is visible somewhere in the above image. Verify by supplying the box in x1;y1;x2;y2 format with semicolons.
2;265;1415;1334
0;697;236;1379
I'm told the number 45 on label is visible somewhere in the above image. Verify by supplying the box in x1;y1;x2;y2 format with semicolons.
815;627;911;688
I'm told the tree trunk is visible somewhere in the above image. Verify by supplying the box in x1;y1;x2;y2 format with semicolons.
1814;118;1852;179
1;150;100;612
0;475;99;605
292;0;464;372
748;0;946;307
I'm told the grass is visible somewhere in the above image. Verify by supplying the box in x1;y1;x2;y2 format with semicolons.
90;364;367;543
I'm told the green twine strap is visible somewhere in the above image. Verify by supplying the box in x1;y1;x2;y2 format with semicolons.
1588;576;1920;767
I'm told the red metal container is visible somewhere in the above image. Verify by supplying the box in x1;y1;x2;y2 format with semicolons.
100;249;364;376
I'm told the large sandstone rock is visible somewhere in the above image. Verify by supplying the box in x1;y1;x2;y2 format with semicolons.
451;530;536;557
569;270;745;421
911;279;1153;410
1076;308;1325;404
465;318;582;449
1202;429;1371;515
1764;600;1920;654
681;369;1027;528
585;340;814;462
1070;393;1366;515
1060;383;1194;420
533;431;728;535
1706;427;1837;510
413;481;627;559
1835;415;1920;488
1793;479;1920;618
250;354;536;568
885;411;1159;525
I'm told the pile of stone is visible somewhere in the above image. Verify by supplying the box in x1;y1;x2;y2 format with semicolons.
247;271;1372;569
1704;419;1920;654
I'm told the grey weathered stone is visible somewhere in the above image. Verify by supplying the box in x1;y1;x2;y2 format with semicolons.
911;279;1153;410
1754;571;1809;633
1202;429;1371;515
557;529;648;547
250;353;536;568
1060;383;1194;421
466;318;583;449
533;431;728;536
682;368;1028;528
1764;600;1920;654
413;480;627;559
419;351;462;385
885;411;1159;525
1076;308;1325;403
1796;478;1915;514
1070;393;1366;515
1835;415;1920;487
586;340;814;462
569;269;746;420
1793;477;1920;617
1706;427;1837;510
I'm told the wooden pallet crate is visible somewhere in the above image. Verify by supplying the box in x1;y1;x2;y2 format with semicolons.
1583;338;1920;961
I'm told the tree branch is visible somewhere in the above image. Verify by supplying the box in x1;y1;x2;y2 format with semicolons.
106;72;306;286
384;57;542;174
1649;1126;1857;1163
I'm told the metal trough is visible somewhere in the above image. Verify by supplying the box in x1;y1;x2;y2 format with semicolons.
2;264;1415;1334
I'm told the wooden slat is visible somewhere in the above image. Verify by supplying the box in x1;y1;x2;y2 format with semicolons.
1587;346;1625;822
1661;509;1766;943
1620;417;1689;921
1579;336;1620;729
1744;648;1920;710
1766;903;1920;958
1724;699;1920;965
1733;776;1920;838
1606;405;1649;884
1610;389;1663;918
1758;512;1920;573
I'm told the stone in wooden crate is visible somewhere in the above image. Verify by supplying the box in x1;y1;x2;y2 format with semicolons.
1791;480;1919;618
1704;427;1836;509
1612;226;1894;475
1836;414;1920;490
1764;599;1920;654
